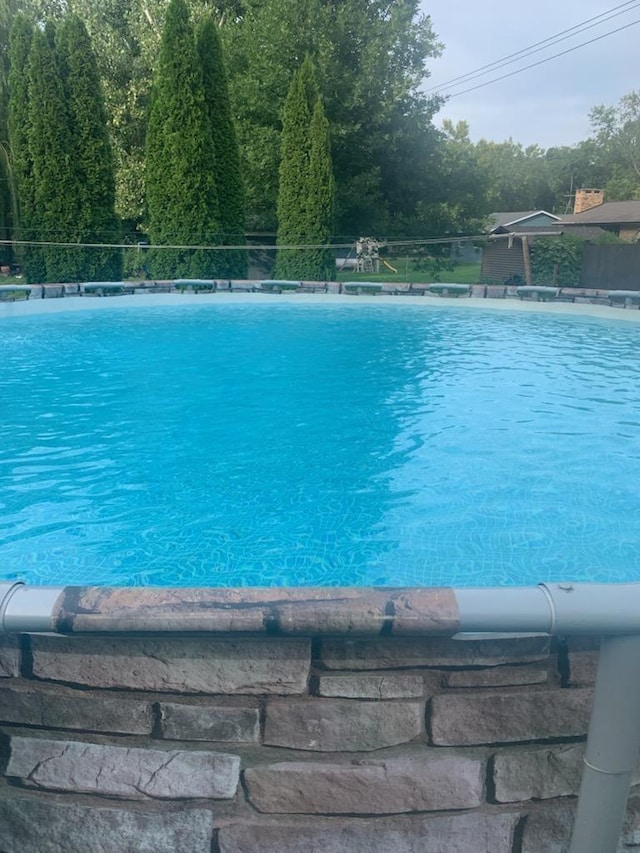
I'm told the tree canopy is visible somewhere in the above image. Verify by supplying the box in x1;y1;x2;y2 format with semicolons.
222;0;443;235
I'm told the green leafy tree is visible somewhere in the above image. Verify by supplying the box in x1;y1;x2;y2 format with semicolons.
222;0;442;234
145;0;220;278
9;12;121;282
589;92;640;200
472;137;554;213
544;141;610;214
419;120;489;236
530;231;622;288
56;13;122;280
196;14;246;278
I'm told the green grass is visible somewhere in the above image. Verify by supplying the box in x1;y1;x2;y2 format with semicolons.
336;261;481;285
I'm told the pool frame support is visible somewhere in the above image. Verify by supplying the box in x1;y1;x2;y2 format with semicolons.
3;580;640;852
457;585;640;853
567;633;640;853
0;582;61;633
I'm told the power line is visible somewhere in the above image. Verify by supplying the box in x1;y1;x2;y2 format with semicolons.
445;16;640;99
426;0;640;95
427;0;640;94
0;238;356;251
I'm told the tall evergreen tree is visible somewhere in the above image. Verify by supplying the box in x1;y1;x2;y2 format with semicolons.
0;0;16;267
197;14;246;279
8;15;36;276
274;56;316;279
274;57;334;280
27;24;80;282
305;97;334;280
56;14;122;281
145;0;220;279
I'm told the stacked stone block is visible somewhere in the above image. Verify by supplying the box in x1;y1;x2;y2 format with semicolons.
0;632;635;852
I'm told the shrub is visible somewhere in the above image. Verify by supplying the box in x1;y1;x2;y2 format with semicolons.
530;236;585;288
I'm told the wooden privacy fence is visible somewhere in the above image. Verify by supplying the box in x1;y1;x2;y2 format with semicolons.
581;243;640;291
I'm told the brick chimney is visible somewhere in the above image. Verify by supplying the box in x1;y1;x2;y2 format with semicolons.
574;188;604;214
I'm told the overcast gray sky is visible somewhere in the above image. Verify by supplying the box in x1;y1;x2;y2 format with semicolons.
421;0;639;148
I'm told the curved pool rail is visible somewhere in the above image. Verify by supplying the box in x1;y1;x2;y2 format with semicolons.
2;581;640;636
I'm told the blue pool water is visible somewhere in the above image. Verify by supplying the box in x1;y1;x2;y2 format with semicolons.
1;302;640;588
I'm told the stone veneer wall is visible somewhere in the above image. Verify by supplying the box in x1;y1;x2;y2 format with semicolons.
0;632;635;853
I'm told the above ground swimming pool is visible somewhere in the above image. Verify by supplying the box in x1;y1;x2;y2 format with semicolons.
1;299;639;588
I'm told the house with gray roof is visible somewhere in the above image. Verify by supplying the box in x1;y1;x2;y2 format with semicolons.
482;192;640;289
559;201;640;242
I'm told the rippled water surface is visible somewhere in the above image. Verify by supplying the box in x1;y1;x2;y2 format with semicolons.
1;302;640;587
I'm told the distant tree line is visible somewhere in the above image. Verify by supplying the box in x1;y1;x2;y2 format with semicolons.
440;99;640;220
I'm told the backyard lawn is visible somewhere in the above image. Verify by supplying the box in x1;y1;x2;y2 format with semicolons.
336;261;481;285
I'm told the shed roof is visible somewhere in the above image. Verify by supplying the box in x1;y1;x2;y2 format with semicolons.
489;210;561;231
489;230;563;239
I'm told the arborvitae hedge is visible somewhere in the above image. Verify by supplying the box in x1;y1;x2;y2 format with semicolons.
56;14;122;281
306;97;335;280
8;15;38;278
197;15;247;279
30;26;76;281
274;57;334;281
9;15;120;283
145;0;220;279
28;24;85;282
274;58;314;279
0;152;11;268
0;5;12;267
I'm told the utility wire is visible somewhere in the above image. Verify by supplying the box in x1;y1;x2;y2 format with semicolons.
426;0;640;94
0;234;518;251
445;16;640;99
